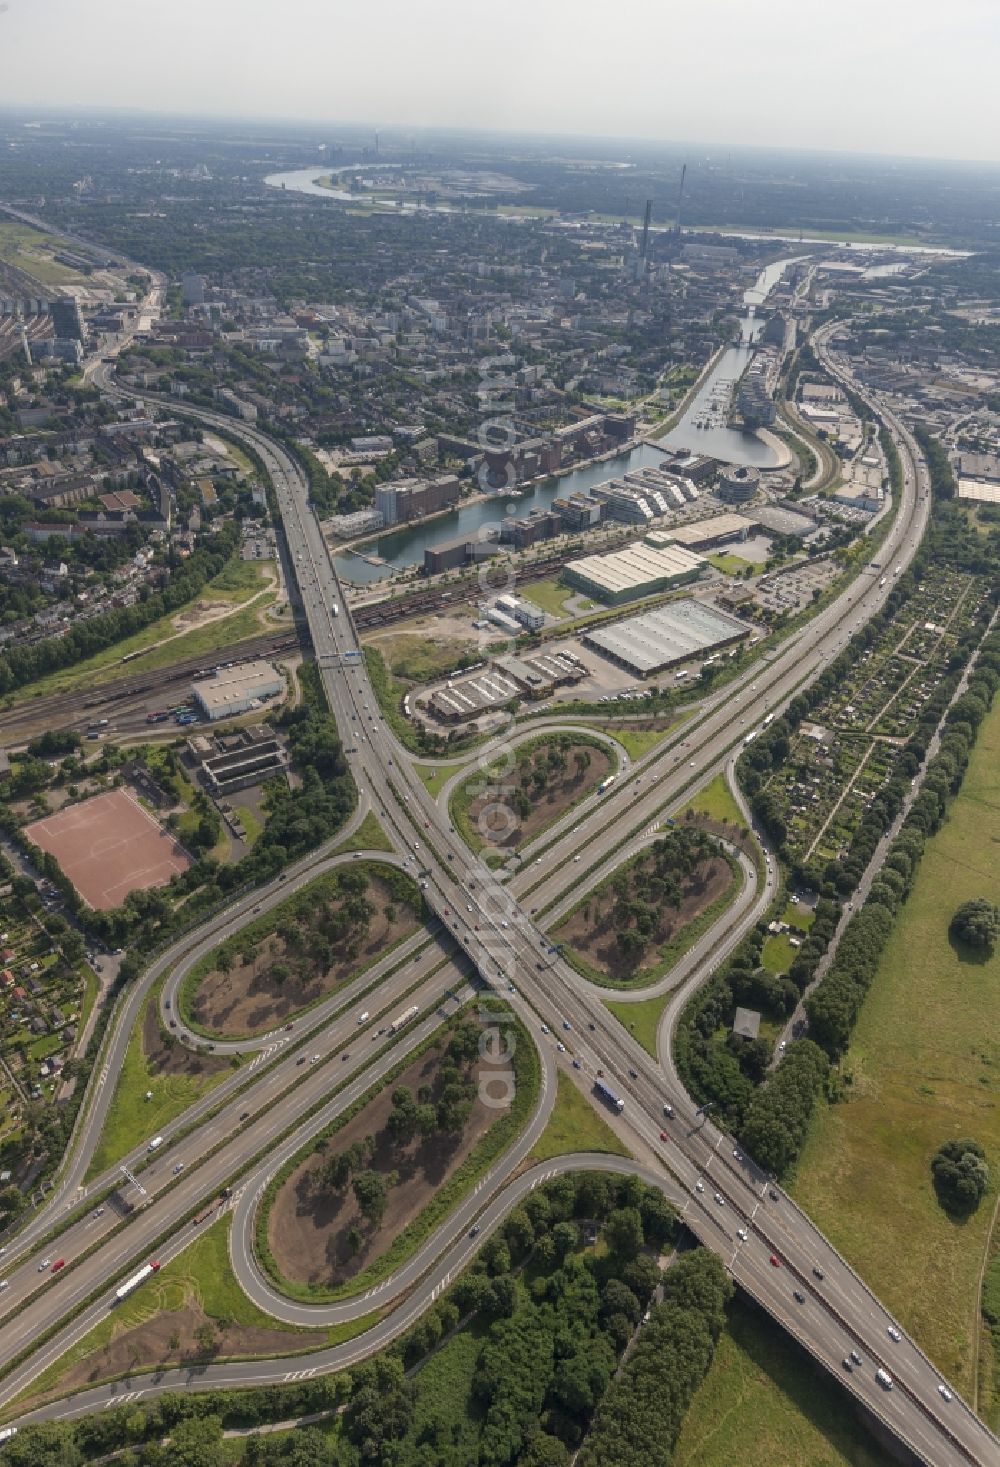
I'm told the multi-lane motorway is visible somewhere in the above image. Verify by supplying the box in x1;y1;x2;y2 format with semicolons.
1;341;998;1466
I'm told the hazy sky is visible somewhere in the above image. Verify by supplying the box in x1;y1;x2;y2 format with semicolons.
3;0;998;163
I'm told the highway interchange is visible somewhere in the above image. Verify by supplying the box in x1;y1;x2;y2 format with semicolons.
0;326;997;1466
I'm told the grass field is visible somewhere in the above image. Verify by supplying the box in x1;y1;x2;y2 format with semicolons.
522;577;571;619
0;220;87;285
672;1297;892;1467
606;720;686;760
762;931;798;975
7;558;280;706
372;632;477;685
331;809;393;854
528;1069;631;1162
414;761;464;798
678;772;746;828
789;695;1000;1415
707;553;755;577
605;991;670;1060
86;985;230;1180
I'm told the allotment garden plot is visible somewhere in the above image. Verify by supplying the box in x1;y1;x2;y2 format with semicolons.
757;568;989;876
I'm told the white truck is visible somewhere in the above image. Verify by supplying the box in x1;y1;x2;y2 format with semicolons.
114;1259;161;1303
147;1135;164;1152
389;1004;419;1035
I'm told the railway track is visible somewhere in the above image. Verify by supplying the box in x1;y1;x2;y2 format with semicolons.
0;632;303;745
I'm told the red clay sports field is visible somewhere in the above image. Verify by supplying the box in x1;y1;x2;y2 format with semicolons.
24;788;192;911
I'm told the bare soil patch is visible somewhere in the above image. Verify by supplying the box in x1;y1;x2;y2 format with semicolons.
142;1000;229;1079
190;871;420;1038
464;739;613;849
31;1302;298;1408
557;846;734;980
269;1024;511;1287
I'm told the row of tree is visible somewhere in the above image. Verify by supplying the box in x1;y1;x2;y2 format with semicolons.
0;522;240;696
805;639;1000;1062
576;1251;732;1467
2;1171;690;1467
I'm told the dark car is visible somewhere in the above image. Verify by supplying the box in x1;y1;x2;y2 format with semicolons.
793;1290;805;1304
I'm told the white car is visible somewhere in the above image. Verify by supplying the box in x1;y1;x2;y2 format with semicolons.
737;1227;748;1242
694;1179;705;1193
887;1325;902;1342
938;1384;953;1402
38;1258;51;1272
714;1193;725;1207
556;1041;566;1053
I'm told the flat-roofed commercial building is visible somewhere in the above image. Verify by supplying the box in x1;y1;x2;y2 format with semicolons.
583;598;750;676
191;661;284;722
958;479;1000;505
564;541;704;606
660;513;757;550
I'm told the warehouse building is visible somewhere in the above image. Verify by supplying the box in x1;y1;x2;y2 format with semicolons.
655;512;757;551
583;598;750;677
564;541;704;606
191;661;284;722
429;651;585;723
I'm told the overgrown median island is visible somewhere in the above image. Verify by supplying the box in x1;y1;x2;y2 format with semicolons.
553;824;740;990
179;861;423;1039
11;1216;365;1416
255;1001;541;1302
450;731;616;855
6;1171;739;1467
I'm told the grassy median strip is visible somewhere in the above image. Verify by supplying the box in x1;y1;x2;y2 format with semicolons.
528;1069;630;1162
331;810;393;854
86;976;233;1181
254;1000;541;1304
605;991;672;1060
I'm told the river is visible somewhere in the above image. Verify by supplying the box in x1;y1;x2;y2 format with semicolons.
332;254;800;584
656;256;800;466
262;167;802;582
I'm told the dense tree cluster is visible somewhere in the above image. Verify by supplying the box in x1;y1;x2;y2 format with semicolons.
576;1251;732;1467
738;1040;829;1175
0;523;239;696
931;1138;990;1215
674;894;840;1136
4;1172;689;1466
914;426;957;500
949;898;1000;955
